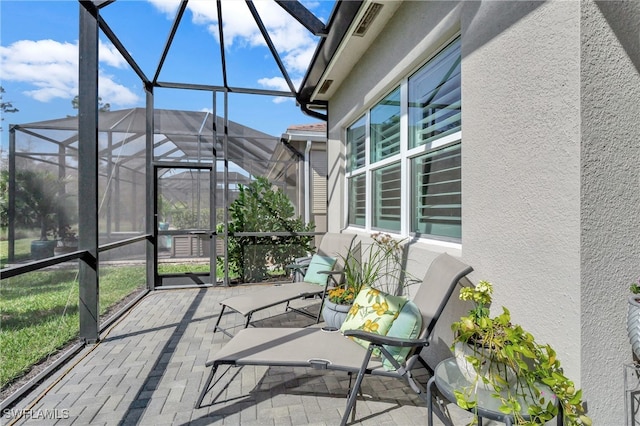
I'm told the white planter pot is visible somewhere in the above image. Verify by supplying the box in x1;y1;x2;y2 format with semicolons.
627;295;640;359
453;341;517;391
322;300;351;329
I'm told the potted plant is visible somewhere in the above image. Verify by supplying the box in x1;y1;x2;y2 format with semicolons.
54;225;78;255
324;246;366;328
324;287;359;329
323;233;417;328
628;278;640;360
451;280;592;425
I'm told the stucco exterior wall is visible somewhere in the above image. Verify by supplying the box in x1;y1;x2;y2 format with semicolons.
461;0;582;383
581;2;640;424
324;0;639;423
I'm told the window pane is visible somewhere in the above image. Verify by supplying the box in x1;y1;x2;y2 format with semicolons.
411;143;461;239
372;162;401;231
370;87;401;163
348;174;366;226
347;116;366;172
409;38;461;148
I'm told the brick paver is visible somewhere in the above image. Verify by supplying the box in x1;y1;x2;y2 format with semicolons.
6;285;476;425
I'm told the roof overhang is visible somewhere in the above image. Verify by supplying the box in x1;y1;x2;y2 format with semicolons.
298;0;402;115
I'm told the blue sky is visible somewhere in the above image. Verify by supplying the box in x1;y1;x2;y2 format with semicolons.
0;0;335;148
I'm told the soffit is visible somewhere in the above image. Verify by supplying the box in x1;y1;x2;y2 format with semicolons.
310;0;402;102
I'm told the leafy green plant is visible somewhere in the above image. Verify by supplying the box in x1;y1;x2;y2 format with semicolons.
327;244;364;305
226;177;314;282
630;277;640;295
171;208;210;229
328;233;416;305
451;281;592;426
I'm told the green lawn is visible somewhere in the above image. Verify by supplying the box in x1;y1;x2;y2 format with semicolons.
0;265;146;389
0;238;33;266
0;243;243;389
158;259;240;280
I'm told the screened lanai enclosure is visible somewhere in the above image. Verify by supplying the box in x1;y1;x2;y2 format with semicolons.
1;0;346;400
7;107;305;265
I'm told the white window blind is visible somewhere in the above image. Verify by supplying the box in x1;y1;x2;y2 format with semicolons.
409;38;461;149
372;162;401;231
311;151;327;214
370;87;400;163
347;116;366;172
348;174;366;226
411;143;461;239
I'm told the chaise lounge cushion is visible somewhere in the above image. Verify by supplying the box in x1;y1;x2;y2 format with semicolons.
340;287;407;349
382;300;422;370
303;254;337;285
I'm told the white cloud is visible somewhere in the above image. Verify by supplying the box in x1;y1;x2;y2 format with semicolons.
99;74;140;106
258;76;292;92
146;0;181;17
258;76;303;104
147;0;319;75
0;39;139;106
98;39;127;69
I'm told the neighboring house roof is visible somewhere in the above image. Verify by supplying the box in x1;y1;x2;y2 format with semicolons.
286;123;327;133
281;123;327;145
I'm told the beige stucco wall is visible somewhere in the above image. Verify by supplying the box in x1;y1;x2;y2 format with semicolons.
460;0;583;392
325;0;640;424
580;1;640;423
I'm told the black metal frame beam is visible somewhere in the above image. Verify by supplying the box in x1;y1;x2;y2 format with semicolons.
78;0;100;343
145;86;156;291
8;128;16;262
97;14;150;84
275;1;327;36
246;0;296;95
154;81;295;97
153;0;188;84
216;0;228;88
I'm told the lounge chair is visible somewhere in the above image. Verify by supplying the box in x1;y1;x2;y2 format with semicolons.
197;253;473;425
213;232;357;337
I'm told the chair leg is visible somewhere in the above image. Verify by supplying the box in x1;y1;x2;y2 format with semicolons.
316;280;332;324
427;376;435;426
316;295;325;324
340;345;374;426
195;364;219;409
213;305;226;335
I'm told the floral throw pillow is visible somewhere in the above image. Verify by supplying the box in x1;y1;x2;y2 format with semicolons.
339;287;407;350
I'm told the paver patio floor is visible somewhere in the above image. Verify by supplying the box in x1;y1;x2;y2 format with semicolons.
7;285;475;425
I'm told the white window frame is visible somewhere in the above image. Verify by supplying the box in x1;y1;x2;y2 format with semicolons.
344;34;462;247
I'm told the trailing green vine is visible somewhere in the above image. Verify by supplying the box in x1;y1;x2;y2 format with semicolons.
451;281;592;425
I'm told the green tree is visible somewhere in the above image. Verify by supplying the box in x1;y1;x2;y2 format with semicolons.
0;169;73;240
1;86;19;131
226;177;314;282
71;95;111;112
